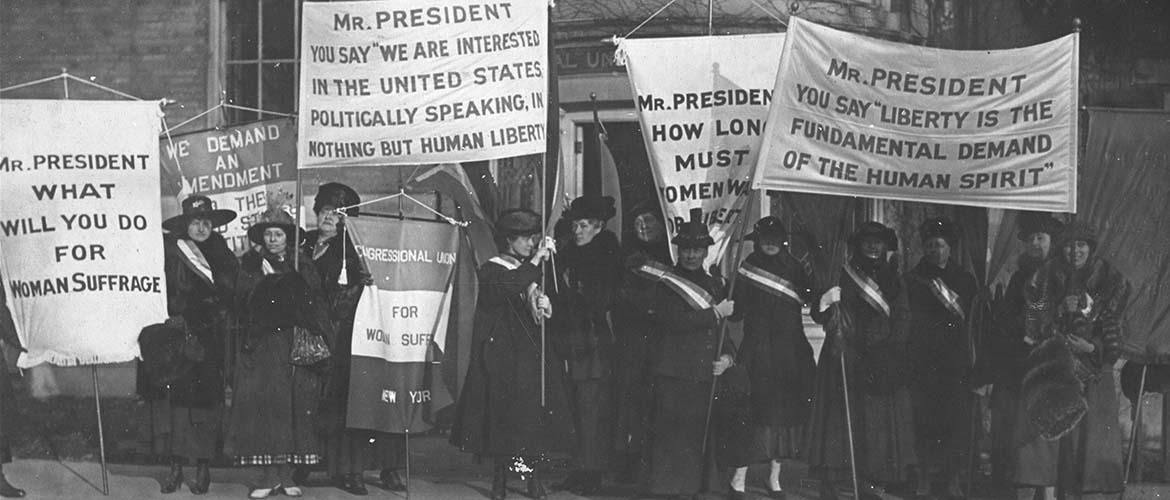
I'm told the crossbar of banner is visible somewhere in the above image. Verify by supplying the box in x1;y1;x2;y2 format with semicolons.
0;69;143;101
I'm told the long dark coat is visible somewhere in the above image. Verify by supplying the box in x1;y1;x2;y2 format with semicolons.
807;256;917;483
903;259;977;457
552;230;622;381
449;255;575;458
644;265;733;496
1015;256;1129;493
0;273;21;463
611;240;671;455
987;254;1043;484
139;232;237;408
224;249;333;463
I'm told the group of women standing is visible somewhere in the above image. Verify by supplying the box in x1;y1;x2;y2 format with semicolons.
141;183;404;498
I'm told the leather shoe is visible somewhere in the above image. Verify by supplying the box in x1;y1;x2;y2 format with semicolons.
248;486;276;499
768;488;787;500
527;474;548;500
189;463;211;495
380;468;407;491
490;465;508;500
339;474;368;496
728;489;746;500
160;463;183;494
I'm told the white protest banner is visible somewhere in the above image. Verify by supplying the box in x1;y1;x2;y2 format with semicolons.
618;34;785;266
0;99;166;367
753;17;1078;212
299;0;548;167
346;218;458;433
160;118;298;253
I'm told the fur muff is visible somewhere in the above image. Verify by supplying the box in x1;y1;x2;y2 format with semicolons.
1020;336;1087;441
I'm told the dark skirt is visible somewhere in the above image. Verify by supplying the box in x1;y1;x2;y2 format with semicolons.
147;402;221;460
644;376;725;496
323;430;405;476
224;326;323;465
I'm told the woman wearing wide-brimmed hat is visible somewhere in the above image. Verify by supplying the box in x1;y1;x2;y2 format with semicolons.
142;195;239;495
1015;221;1129;499
903;217;978;500
300;183;407;495
726;216;817;500
809;221;916;500
450;208;572;500
225;210;333;499
987;213;1063;493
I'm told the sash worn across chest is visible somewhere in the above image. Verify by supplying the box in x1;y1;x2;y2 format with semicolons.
738;262;802;305
488;255;521;271
843;264;890;317
635;260;714;311
929;277;965;319
175;239;215;287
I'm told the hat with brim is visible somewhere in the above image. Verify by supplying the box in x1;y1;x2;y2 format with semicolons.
496;209;542;238
247;209;297;246
672;208;714;248
314;182;361;217
1016;213;1065;241
745;216;787;243
848;221;898;251
920;216;959;248
1056;220;1097;250
162;195;237;234
563;195;616;222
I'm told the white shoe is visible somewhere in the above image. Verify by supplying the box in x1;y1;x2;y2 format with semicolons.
248;486;275;499
283;485;304;497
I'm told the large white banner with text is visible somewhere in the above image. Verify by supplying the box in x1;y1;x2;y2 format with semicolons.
0;100;166;367
299;0;549;167
618;33;785;265
752;17;1078;212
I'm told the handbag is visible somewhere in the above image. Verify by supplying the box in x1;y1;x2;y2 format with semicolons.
289;326;331;366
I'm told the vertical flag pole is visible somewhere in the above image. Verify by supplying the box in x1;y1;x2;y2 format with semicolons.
405;430;411;500
539;0;558;409
92;366;109;495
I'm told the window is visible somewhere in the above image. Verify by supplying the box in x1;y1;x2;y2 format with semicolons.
224;0;301;124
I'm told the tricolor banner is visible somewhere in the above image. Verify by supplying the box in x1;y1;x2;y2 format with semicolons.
346;218;458;433
160;118;298;253
0;100;166;367
617;34;786;267
753;17;1078;212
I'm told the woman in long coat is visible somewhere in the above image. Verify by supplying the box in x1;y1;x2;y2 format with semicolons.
987;214;1062;492
0;276;26;498
728;216;817;499
302;183;405;495
1015;222;1129;498
450;209;573;500
226;212;333;499
809;221;916;500
146;195;238;495
903;217;977;499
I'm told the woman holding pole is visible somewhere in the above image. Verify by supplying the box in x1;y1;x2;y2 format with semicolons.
808;221;916;500
449;209;571;500
302;183;407;495
226;211;332;499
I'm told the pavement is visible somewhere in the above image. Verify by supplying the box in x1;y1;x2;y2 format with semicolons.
5;435;1167;500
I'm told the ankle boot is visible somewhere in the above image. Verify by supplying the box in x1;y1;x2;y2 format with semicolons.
160;461;183;494
527;469;547;500
189;461;210;495
491;464;508;500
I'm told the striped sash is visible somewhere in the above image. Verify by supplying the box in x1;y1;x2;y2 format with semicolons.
175;239;215;286
929;277;965;320
738;262;803;305
842;264;891;317
635;260;714;311
488;255;521;271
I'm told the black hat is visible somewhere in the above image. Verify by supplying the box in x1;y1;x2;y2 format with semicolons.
314;182;361;217
745;216;787;243
1057;220;1097;250
1017;212;1065;241
496;209;542;238
563;195;616;222
849;221;898;252
628;199;662;218
162;195;236;234
247;209;298;246
672;208;714;248
920;216;959;248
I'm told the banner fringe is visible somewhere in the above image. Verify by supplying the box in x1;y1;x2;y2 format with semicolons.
18;347;141;369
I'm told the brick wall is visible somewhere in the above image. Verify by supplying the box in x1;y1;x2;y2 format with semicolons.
0;0;213;126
